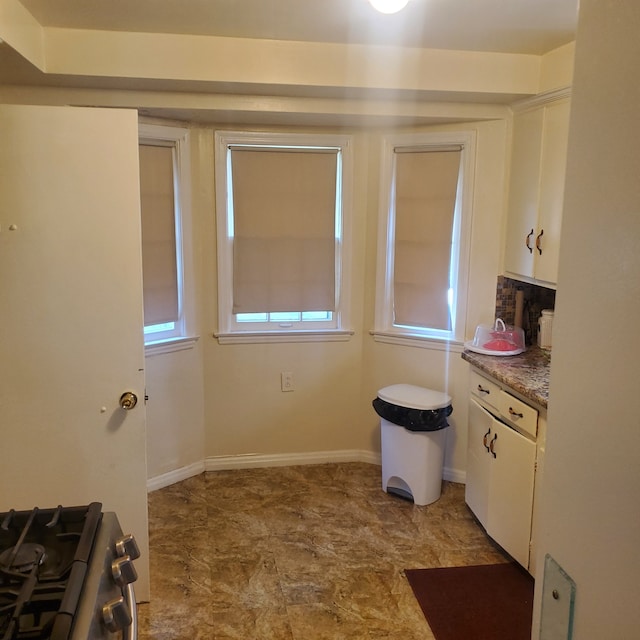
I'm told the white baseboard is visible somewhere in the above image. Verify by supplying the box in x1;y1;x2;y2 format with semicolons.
148;451;466;491
443;467;466;484
147;460;206;492
205;449;381;471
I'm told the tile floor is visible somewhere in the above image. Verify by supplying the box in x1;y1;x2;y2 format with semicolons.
136;462;509;639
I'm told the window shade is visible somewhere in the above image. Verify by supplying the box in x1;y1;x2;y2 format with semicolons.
139;144;179;325
393;149;461;330
230;148;337;314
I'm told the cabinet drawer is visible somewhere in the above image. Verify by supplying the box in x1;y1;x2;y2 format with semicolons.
498;390;538;439
470;370;501;413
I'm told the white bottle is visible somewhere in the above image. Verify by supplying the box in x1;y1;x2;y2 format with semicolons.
537;309;554;349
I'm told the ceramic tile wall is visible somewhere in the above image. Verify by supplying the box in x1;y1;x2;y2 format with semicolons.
495;276;556;345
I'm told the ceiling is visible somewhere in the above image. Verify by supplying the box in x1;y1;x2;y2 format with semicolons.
19;0;578;55
1;0;579;126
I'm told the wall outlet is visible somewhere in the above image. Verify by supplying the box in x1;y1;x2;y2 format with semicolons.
281;371;294;392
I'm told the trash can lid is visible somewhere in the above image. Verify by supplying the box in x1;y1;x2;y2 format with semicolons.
377;384;451;410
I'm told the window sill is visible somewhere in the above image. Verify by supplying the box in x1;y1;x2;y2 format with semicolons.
370;330;464;352
145;335;199;356
214;330;354;345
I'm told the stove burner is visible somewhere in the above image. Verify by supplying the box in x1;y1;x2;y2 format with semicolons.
0;542;46;573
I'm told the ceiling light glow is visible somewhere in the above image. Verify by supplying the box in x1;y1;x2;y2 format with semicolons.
369;0;410;15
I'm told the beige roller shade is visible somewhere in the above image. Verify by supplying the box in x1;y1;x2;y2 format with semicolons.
393;148;461;330
139;144;179;325
230;147;337;314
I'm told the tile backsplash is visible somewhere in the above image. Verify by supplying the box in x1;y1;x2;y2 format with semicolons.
495;276;556;346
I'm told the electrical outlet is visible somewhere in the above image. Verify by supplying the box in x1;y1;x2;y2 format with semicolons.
281;371;294;392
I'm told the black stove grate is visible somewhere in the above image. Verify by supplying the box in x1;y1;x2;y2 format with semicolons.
0;503;102;640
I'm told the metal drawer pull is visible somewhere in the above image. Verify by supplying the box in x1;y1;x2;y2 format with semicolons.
525;228;534;253
489;434;497;458
508;407;524;419
483;428;491;452
536;228;544;255
477;384;490;395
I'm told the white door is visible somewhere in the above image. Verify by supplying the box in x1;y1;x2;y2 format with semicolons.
0;105;150;600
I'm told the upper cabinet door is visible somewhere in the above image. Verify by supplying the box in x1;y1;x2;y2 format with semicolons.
535;98;571;284
504;106;544;280
0;105;150;600
504;96;571;287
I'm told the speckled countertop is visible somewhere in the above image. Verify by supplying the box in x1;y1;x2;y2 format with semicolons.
461;346;551;409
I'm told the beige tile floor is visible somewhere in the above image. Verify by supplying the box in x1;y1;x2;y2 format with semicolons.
137;462;509;640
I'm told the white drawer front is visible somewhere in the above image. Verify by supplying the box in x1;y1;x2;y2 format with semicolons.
498;390;538;438
470;370;501;413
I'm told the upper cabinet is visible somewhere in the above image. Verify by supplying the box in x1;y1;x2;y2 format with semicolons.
504;93;571;287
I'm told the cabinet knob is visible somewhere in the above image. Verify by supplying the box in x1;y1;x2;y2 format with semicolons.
525;229;534;254
508;407;524;419
483;428;491;452
477;384;490;395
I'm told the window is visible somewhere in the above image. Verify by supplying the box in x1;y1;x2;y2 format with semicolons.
373;131;475;346
214;131;353;343
139;124;194;350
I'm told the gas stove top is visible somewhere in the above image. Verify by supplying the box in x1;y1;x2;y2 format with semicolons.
0;503;139;640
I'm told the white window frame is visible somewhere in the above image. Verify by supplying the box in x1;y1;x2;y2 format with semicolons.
373;130;475;348
214;130;354;344
139;123;197;354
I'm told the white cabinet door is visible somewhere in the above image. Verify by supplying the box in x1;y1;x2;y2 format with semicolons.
489;418;537;568
535;98;571;284
504;97;570;286
466;399;536;569
504;107;544;279
0;105;150;600
465;399;493;526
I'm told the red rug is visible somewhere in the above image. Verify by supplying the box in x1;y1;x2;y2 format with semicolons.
405;563;534;640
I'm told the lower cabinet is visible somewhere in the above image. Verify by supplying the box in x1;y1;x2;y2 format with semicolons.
465;397;536;569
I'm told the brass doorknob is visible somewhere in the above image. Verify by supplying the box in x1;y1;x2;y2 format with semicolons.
119;392;138;411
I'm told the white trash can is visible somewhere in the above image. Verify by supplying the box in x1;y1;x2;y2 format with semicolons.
373;384;452;506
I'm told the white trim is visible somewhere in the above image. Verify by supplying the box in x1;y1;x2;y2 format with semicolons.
511;86;571;112
213;130;354;340
147;460;206;492
144;335;199;356
147;454;465;490
138;122;196;346
373;130;476;344
370;331;464;351
444;466;466;484
205;449;381;470
214;330;354;344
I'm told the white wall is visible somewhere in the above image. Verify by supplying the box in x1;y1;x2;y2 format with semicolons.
0;21;573;487
142;116;508;485
532;1;640;636
193;119;507;481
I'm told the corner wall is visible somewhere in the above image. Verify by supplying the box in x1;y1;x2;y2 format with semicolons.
532;1;640;636
199;118;508;482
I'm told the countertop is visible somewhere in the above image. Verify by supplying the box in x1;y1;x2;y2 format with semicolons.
461;346;551;409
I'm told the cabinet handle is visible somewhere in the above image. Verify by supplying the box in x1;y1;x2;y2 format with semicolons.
477;384;490;395
525;229;534;254
489;434;497;458
482;428;491;452
535;228;544;255
508;407;524;419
